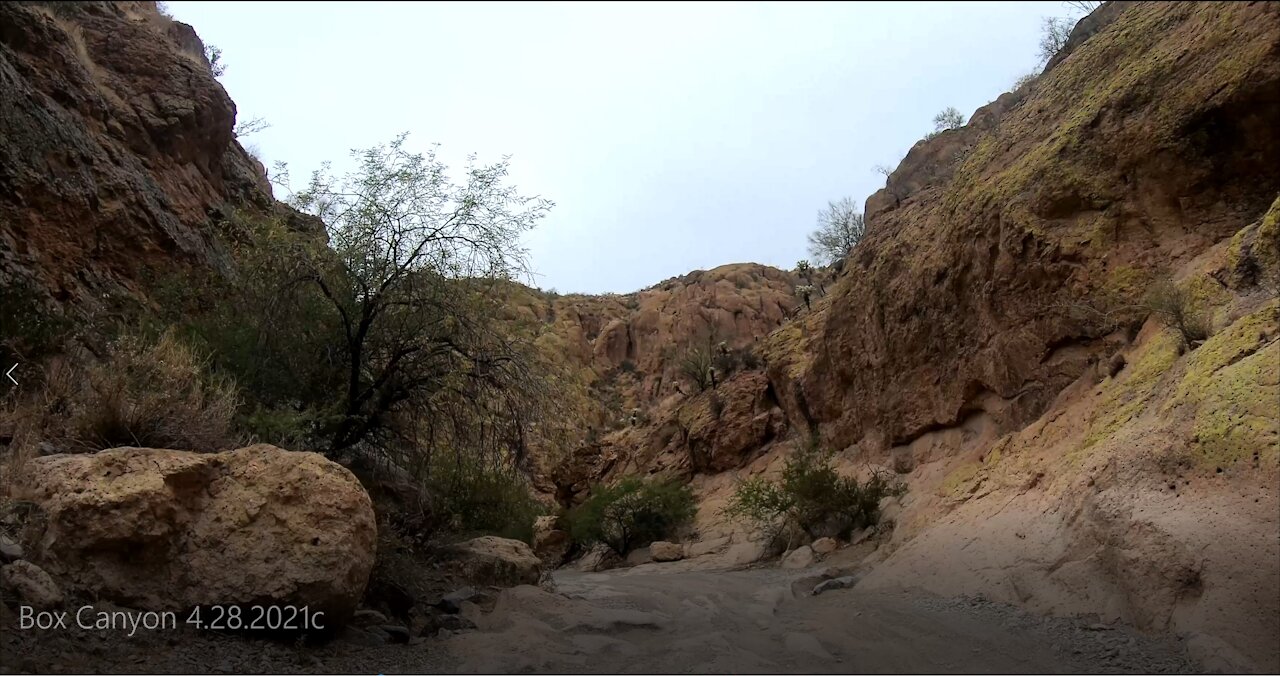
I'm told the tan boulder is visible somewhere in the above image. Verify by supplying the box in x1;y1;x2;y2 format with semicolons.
1;561;63;609
445;536;542;587
19;445;376;623
649;541;684;562
811;537;839;555
723;541;766;566
685;536;731;558
781;546;815;570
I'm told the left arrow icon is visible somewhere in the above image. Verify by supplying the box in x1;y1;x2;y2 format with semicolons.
5;363;16;386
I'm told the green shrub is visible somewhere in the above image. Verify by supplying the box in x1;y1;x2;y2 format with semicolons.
723;446;905;545
424;451;547;544
0;277;73;365
566;476;696;554
678;347;714;392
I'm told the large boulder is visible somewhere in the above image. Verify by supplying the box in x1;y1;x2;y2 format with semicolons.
18;445;376;623
811;537;839;555
444;536;542;587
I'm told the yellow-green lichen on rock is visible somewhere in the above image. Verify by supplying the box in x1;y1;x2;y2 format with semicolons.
1073;329;1182;460
938;460;983;500
1167;301;1280;469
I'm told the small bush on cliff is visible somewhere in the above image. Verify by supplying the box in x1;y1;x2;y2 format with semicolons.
925;107;966;139
1144;277;1211;348
566;476;696;554
0;277;73;366
723;446;904;548
678;347;714;392
1038;16;1072;65
808;197;865;266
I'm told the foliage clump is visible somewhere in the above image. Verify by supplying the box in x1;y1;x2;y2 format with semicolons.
807;197;865;265
925;107;966;139
1143;276;1212;348
723;444;905;548
8;332;239;454
566;476;696;555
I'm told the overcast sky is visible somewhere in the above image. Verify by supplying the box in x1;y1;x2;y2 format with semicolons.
167;1;1079;293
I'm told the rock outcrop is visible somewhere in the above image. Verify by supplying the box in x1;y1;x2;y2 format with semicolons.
779;1;1280;456
509;263;803;504
17;444;377;623
531;515;571;567
756;3;1280;671
0;1;318;310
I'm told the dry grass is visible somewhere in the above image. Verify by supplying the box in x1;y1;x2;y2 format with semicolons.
72;332;240;452
0;332;241;470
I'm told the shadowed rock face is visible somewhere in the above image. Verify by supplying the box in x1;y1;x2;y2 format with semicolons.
0;1;315;306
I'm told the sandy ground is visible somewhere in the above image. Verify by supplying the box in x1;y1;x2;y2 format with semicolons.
417;565;1193;674
1;559;1198;674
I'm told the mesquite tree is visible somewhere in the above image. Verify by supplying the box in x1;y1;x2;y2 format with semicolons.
287;134;554;460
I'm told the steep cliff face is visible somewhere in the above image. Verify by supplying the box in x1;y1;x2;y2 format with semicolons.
751;2;1279;670
775;1;1279;455
0;1;292;308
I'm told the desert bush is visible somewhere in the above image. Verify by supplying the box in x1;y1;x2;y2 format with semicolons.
723;445;905;548
1039;16;1072;65
70;332;239;452
0;277;73;366
234;115;270;138
796;284;815;311
5;332;240;454
926;107;966;139
205;44;226;76
808;198;865;266
423;451;546;544
1144;277;1211;348
566;476;696;554
678;347;714;392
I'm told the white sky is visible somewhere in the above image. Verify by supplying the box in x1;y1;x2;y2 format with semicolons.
167;1;1080;293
